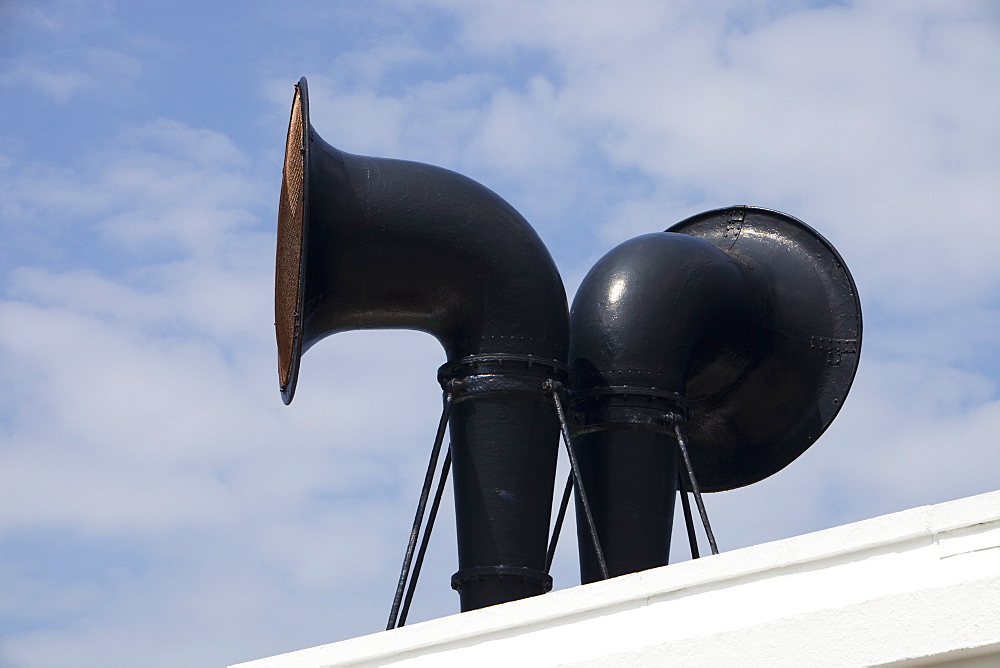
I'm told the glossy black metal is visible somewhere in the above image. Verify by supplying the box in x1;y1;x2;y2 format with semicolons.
438;356;568;609
569;206;861;583
668;207;862;490
275;78;570;612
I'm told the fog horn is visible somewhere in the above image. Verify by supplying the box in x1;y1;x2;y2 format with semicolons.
569;206;861;583
275;78;570;612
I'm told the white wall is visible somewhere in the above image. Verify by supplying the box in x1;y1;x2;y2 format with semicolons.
232;490;1000;668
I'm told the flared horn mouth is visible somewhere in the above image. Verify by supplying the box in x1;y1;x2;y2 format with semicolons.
667;206;862;491
275;78;309;404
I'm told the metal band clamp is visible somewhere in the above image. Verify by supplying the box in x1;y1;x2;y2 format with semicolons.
568;385;692;437
438;354;572;403
450;566;553;593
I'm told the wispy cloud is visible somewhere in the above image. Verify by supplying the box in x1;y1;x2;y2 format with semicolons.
0;1;998;666
0;47;141;101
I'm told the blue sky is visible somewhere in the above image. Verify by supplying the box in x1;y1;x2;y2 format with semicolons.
1;1;999;666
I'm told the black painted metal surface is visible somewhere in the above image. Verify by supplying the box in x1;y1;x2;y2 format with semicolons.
668;207;862;490
569;206;861;583
275;78;570;612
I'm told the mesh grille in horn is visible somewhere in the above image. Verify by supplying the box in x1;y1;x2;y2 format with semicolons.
275;85;306;391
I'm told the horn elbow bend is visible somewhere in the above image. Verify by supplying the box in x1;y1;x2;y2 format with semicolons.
276;78;568;403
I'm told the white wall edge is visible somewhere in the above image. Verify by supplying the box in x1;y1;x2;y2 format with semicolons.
231;489;1000;668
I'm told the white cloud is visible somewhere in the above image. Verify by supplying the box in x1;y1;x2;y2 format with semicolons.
0;47;141;101
414;0;1000;310
1;1;998;665
0;101;453;664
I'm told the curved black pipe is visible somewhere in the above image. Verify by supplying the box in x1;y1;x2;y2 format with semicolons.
276;78;569;611
569;233;764;582
570;233;764;396
569;208;861;583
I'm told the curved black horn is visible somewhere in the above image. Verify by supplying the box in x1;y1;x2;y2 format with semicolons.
569;206;861;583
276;78;570;610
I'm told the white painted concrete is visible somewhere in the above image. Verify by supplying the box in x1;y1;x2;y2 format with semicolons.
232;490;1000;668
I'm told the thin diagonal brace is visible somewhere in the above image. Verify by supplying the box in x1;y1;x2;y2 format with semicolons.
545;471;574;573
672;414;718;556
387;390;454;630
545;379;609;580
678;471;701;559
398;447;452;627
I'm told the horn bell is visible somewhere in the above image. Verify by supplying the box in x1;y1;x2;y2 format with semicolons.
275;77;570;612
667;206;862;491
569;206;861;583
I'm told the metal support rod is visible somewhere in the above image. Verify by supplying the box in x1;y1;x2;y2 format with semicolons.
678;473;700;559
398;448;452;627
387;391;454;631
545;471;574;573
672;414;718;555
546;380;610;580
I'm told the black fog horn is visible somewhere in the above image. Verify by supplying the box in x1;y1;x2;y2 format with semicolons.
569;206;862;583
275;78;570;613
